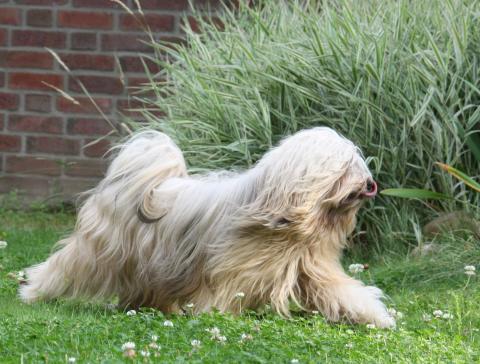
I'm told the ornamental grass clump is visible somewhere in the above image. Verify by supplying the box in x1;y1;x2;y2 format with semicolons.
131;0;480;253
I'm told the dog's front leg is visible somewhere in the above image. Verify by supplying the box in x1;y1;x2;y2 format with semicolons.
304;265;395;328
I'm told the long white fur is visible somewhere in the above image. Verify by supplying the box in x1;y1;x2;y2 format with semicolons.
20;127;395;328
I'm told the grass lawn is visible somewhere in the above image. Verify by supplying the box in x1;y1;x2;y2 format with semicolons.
0;210;478;363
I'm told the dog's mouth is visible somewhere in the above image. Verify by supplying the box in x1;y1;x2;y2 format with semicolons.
362;179;377;198
342;179;377;205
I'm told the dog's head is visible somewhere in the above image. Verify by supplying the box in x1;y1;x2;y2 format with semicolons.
251;127;376;241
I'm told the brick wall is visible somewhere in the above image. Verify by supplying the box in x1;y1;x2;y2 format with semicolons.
0;0;219;204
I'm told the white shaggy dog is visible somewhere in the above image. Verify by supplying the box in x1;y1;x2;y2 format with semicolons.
20;127;395;328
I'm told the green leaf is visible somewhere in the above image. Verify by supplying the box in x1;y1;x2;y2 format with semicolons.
436;163;480;192
380;188;451;200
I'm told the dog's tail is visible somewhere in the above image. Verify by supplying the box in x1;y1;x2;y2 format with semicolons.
19;131;187;304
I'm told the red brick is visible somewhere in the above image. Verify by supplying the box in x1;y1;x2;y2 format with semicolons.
120;14;175;32
0;72;4;87
57;96;112;114
127;77;149;88
0;135;22;152
67;118;113;136
12;30;66;49
73;0;125;8
14;0;67;4
27;136;80;155
58;11;113;30
0;29;6;46
27;9;53;27
117;98;164;118
0;114;4;130
60;54;114;71
68;75;123;95
25;94;52;113
71;32;97;50
117;98;143;118
141;0;189;10
65;159;106;177
9;115;63;134
0;176;50;197
0;93;19;111
101;34;153;52
9;73;63;91
6;155;61;176
0;51;53;69
83;138;111;157
57;178;98;198
0;8;21;25
119;56;160;73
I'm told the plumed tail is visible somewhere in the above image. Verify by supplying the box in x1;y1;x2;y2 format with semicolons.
20;131;187;304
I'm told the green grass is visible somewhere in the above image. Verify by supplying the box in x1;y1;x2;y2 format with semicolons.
129;0;480;255
1;211;478;363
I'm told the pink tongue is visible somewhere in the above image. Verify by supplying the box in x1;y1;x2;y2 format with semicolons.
363;181;377;198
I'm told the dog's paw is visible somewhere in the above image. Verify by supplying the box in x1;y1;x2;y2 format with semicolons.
370;312;396;329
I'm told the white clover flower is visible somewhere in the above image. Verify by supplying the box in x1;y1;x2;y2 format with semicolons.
151;334;158;342
149;342;159;350
422;313;432;322
348;263;364;274
140;350;150;357
121;342;136;351
291;359;299;364
191;339;201;348
240;333;253;341
433;310;443;318
217;335;227;343
346;329;354;335
235;292;245;299
126;310;137;316
345;343;354;349
185;303;195;308
206;327;221;336
366;324;376;329
68;358;76;363
442;313;453;320
163;320;174;327
122;342;136;358
387;308;403;319
311;310;319;315
464;265;476;276
0;241;7;249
